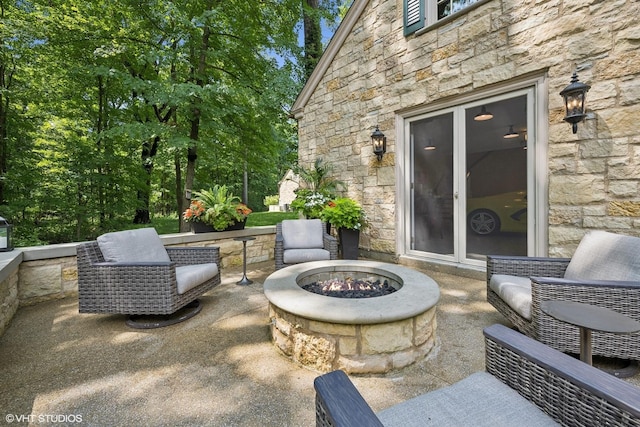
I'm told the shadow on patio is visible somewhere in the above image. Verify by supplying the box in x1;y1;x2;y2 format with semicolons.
1;261;638;426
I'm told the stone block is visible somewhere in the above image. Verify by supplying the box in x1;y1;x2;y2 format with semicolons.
18;264;62;300
293;331;336;372
337;354;390;374
272;327;293;356
308;320;357;336
338;336;358;356
608;201;640;217
362;319;413;354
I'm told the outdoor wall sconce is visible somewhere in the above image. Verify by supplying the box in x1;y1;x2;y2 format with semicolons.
0;216;13;252
371;125;386;161
560;71;591;134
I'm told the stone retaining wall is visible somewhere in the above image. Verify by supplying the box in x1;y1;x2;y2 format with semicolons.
0;227;276;337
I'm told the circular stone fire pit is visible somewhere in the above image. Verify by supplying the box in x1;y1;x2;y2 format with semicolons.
263;260;440;374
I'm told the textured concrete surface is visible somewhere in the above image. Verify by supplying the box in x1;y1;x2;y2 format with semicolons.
0;261;638;426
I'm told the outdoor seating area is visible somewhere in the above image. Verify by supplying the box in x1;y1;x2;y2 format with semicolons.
1;256;640;426
487;230;640;361
314;324;640;426
77;228;221;328
274;219;338;270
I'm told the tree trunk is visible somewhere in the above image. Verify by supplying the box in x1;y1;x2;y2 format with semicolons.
133;136;159;224
303;0;322;80
180;24;211;232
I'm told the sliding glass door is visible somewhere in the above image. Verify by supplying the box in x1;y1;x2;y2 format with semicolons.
407;89;534;266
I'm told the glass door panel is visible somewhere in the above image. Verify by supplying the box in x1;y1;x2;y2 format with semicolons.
464;96;528;260
411;112;454;256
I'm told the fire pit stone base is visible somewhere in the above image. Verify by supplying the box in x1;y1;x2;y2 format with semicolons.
265;260;440;374
270;304;437;374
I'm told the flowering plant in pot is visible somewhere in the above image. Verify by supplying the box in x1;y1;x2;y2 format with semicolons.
320;197;367;259
183;185;252;232
290;189;331;219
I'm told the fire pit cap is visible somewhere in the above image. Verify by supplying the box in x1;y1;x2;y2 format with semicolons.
263;260;440;324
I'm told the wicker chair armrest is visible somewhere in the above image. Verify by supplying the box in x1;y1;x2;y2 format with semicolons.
487;255;571;280
323;233;338;250
314;370;384;427
94;261;172;267
484;324;640;423
166;247;220;267
531;276;640;290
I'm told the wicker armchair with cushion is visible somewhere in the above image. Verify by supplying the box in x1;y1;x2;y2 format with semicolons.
487;230;640;361
77;227;220;327
274;219;338;270
314;324;640;427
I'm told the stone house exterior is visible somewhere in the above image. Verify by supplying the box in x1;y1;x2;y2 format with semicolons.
291;0;640;272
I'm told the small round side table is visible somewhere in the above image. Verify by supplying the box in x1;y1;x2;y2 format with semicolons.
234;236;256;285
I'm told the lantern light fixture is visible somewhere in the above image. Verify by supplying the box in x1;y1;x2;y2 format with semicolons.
560;71;591;134
371;125;386;161
474;105;493;121
0;216;13;252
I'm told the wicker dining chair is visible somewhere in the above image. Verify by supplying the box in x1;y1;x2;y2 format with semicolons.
77;228;220;326
274;219;338;270
487;230;640;361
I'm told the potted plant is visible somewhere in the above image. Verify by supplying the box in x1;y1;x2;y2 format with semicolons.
264;194;280;212
321;197;367;259
290;158;344;220
183;185;252;232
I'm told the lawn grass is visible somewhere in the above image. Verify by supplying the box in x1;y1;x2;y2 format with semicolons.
143;211;298;235
245;211;298;226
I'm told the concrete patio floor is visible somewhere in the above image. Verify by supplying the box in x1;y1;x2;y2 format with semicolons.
1;261;639;426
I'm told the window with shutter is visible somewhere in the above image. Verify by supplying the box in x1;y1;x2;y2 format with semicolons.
404;0;485;36
404;0;424;36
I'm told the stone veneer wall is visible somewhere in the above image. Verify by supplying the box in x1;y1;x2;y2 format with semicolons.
0;227;276;337
295;0;640;258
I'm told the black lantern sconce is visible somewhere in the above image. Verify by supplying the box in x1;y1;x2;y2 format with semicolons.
560;71;591;134
0;216;13;252
371;125;386;161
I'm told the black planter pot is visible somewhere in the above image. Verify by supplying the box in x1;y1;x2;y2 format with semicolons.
191;218;246;233
338;228;360;259
191;222;215;233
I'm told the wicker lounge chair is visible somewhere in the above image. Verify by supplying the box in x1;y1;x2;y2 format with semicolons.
77;228;220;327
274;219;338;270
314;324;640;426
487;230;640;361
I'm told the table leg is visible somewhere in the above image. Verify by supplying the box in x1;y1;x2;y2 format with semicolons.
579;326;592;365
237;240;253;286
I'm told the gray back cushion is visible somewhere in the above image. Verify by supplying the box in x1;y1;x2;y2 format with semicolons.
282;219;324;249
564;230;640;281
97;228;171;263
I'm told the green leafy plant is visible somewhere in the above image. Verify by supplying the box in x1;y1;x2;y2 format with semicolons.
320;197;367;230
263;194;279;207
183;185;252;231
290;189;331;219
291;158;345;219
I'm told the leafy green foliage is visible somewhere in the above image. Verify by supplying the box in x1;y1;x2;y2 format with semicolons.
0;0;347;245
320;197;367;230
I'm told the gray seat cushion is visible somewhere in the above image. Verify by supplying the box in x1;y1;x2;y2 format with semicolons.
282;219;324;249
176;263;219;294
564;230;640;281
489;274;533;320
377;372;558;426
97;228;171;263
283;248;330;264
